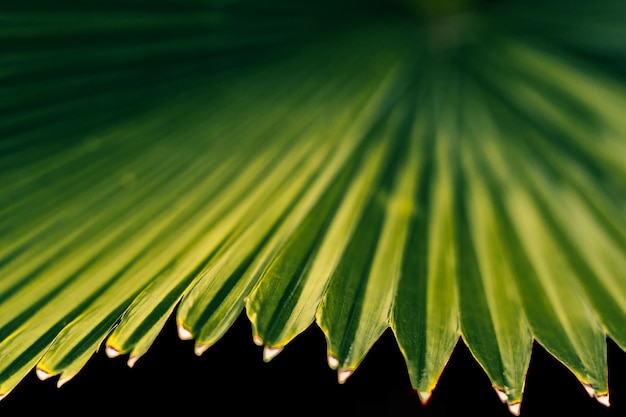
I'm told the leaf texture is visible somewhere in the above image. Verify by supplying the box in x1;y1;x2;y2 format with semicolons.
1;0;625;413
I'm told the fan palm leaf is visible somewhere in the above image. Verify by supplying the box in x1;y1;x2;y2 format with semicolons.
1;0;625;414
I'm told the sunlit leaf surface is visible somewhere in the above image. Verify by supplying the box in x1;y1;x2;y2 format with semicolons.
1;0;625;413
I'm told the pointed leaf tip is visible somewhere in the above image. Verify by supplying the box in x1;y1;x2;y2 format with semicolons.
582;383;594;397
327;355;339;370
494;387;508;403
127;356;139;368
105;345;121;358
253;335;263;346
418;391;432;404
57;376;73;388
177;324;193;340
596;394;610;407
195;344;209;356
508;402;521;416
35;368;54;381
263;346;283;362
338;369;353;384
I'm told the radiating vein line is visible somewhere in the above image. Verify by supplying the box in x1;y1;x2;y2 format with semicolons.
244;60;407;351
458;82;533;410
472;95;609;398
316;99;412;381
391;74;459;403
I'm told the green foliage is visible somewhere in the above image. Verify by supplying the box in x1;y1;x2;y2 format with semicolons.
1;1;625;414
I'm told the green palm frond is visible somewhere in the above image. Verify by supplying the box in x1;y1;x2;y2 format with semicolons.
2;0;625;414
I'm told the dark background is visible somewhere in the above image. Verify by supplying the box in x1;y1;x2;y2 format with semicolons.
1;312;625;416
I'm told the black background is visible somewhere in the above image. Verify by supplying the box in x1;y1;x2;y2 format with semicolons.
1;312;625;416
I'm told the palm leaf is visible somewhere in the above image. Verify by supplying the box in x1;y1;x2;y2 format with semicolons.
2;0;625;414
